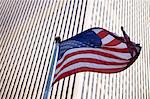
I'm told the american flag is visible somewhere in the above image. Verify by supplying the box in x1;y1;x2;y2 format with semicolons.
53;27;141;84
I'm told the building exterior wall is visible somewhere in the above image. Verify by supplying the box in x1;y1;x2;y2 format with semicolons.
1;0;150;99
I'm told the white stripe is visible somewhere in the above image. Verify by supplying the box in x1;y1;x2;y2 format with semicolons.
54;62;127;82
92;28;103;34
94;48;131;59
104;43;127;48
57;47;131;65
58;52;129;65
56;53;129;74
101;35;114;45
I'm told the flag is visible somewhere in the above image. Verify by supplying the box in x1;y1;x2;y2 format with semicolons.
53;27;141;84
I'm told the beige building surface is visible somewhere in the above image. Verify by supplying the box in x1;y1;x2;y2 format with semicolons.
1;0;150;99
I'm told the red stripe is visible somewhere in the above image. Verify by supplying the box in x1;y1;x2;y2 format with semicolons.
53;67;125;84
101;47;129;53
56;50;128;68
97;31;108;38
105;39;121;46
55;58;128;77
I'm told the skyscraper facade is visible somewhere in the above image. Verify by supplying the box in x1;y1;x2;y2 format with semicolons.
1;0;150;99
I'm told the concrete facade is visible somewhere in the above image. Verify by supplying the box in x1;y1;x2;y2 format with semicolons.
1;0;150;99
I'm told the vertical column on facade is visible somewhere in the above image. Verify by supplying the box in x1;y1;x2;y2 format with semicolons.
1;0;22;83
0;0;13;47
6;1;36;98
1;0;30;98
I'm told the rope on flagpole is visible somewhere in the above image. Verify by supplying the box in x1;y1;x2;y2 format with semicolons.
44;37;61;99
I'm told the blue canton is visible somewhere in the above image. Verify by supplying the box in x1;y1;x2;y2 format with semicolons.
58;29;102;60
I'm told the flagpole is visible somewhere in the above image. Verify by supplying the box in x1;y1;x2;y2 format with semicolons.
44;37;61;99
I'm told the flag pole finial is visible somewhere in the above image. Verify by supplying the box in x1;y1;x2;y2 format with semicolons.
55;37;61;43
